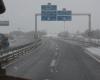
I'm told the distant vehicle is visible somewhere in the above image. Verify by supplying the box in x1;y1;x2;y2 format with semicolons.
0;33;9;49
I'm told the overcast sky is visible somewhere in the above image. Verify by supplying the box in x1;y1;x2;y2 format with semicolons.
0;0;100;34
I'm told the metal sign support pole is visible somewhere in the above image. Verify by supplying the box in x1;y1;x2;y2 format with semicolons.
88;14;91;41
34;13;41;39
64;21;66;32
35;14;38;39
72;13;92;41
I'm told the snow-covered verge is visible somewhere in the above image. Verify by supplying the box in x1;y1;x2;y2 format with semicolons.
58;37;100;62
85;47;100;62
86;47;100;56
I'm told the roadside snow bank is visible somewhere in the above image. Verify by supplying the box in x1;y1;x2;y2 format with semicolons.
86;47;100;57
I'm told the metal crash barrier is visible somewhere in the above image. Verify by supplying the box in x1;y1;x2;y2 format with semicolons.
0;39;42;67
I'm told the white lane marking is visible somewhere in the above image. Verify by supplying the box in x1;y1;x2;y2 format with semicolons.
14;66;18;70
50;59;56;67
50;59;56;72
50;66;58;73
50;68;54;72
55;69;58;72
55;52;58;56
50;59;58;72
56;47;59;50
56;44;58;47
56;44;59;49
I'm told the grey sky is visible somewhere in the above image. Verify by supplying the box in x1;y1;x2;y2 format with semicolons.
0;0;100;34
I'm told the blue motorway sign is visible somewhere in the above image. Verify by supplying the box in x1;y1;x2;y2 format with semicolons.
41;3;72;21
57;10;72;21
41;11;56;16
57;10;72;15
41;11;57;21
41;3;57;21
57;16;72;21
41;3;57;11
41;15;56;21
41;5;57;11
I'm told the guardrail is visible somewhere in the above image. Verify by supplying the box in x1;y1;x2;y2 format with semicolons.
72;38;100;47
62;37;100;47
0;39;42;66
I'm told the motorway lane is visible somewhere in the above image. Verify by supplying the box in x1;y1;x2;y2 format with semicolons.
6;38;58;80
6;37;100;80
49;39;100;80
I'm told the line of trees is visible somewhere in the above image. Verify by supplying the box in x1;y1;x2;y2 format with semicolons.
82;29;100;39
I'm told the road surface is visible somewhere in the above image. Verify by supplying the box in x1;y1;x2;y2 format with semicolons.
6;37;100;80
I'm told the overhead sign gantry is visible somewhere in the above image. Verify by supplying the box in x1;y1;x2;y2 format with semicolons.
41;3;72;21
34;3;72;38
34;3;91;40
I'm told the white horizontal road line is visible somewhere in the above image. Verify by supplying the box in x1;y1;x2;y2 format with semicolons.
50;68;54;73
50;59;58;72
56;47;59;51
50;66;58;73
13;66;18;71
85;50;100;63
50;59;56;67
56;44;58;47
50;59;56;73
55;52;58;56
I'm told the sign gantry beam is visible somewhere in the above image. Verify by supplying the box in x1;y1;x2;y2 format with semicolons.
34;13;92;39
72;13;91;16
34;3;92;40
